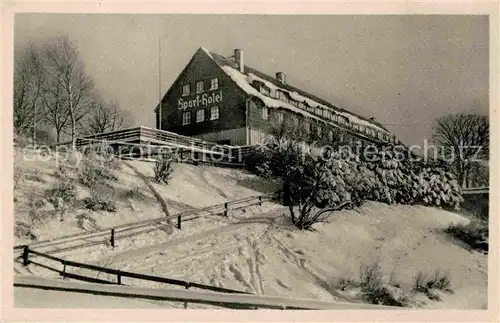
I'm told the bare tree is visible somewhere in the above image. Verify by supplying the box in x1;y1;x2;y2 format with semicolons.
432;114;489;188
83;99;133;135
43;36;94;149
41;77;71;143
13;42;45;143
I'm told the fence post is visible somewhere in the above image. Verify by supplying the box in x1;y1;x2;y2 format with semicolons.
117;271;122;285
62;261;67;279
110;229;115;248
22;246;29;266
224;203;228;217
258;196;262;206
184;282;191;309
177;215;182;230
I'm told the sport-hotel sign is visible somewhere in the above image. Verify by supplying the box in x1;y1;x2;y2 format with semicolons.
178;91;223;110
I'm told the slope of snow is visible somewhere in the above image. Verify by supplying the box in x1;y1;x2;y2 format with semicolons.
13;149;279;244
31;200;487;310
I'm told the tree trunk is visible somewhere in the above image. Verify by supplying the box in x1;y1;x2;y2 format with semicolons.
69;84;76;150
282;180;291;206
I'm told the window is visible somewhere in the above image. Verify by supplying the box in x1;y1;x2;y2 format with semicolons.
260;86;270;96
317;126;322;136
210;78;219;90
196;109;205;123
196;81;204;93
182;111;191;125
325;110;331;119
210;106;220;120
328;131;333;141
262;107;268;120
182;84;191;96
292;115;299;126
298;102;305;110
315;107;322;116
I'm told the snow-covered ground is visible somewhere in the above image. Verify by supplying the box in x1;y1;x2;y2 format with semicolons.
14;149;488;310
27;201;487;310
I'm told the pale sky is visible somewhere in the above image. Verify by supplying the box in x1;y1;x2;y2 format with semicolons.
14;14;489;147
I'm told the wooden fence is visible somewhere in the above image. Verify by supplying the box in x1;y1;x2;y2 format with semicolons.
20;247;251;297
14;191;281;258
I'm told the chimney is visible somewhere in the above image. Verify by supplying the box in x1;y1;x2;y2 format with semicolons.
276;72;286;85
234;49;244;73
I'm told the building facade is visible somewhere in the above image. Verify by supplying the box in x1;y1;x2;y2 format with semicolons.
155;47;399;147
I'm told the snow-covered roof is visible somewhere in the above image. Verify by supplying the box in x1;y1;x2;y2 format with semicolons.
204;48;391;135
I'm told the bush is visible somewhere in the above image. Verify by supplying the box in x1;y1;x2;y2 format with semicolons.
44;179;77;221
445;220;488;252
76;213;99;231
45;179;77;207
27;196;52;225
78;153;117;187
338;262;415;307
14;221;37;240
125;187;146;200
359;262;384;290
25;169;44;182
413;270;452;293
154;155;174;184
83;182;117;212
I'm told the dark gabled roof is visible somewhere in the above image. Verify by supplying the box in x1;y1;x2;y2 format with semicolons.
208;50;390;133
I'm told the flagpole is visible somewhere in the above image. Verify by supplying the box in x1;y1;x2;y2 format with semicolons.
158;36;162;130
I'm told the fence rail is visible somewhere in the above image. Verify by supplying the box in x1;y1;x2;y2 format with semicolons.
21;246;251;296
462;187;489;195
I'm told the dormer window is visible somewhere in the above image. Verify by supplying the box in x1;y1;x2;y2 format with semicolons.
259;86;270;96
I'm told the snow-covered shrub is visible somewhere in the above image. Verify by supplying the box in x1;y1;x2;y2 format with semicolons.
445;219;488;252
154;154;173;184
251;135;352;230
125;187;146;200
14;221;37;241
78;152;117;187
45;179;76;207
358;148;463;209
25;168;44;182
83;182;117;212
248;124;464;226
44;178;77;221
